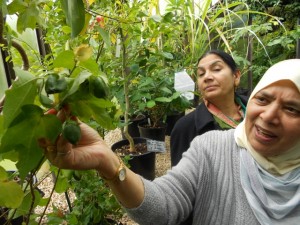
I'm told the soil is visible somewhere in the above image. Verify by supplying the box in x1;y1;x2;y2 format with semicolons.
37;128;171;225
114;143;148;156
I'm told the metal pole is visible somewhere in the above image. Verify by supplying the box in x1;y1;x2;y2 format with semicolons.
297;18;300;59
247;15;253;93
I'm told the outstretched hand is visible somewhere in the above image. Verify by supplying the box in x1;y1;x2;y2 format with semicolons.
39;107;119;179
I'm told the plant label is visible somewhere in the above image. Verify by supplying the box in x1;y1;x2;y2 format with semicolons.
146;139;166;153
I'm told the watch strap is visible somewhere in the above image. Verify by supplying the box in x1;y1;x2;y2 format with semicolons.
99;154;125;182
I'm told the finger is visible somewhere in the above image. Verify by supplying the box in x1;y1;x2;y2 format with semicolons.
46;108;58;115
57;133;73;155
38;137;52;149
57;104;72;122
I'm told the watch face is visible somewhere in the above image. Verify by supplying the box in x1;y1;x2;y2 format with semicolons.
119;168;126;181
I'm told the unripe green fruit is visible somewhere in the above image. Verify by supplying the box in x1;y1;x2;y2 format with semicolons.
62;121;81;145
45;74;67;95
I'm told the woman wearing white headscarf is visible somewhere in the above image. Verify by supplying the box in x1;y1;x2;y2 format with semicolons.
235;58;300;225
42;59;300;225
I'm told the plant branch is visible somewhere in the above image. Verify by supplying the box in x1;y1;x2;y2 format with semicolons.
119;26;135;152
0;11;30;71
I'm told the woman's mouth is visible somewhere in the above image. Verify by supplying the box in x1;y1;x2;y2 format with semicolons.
205;85;217;91
255;125;277;142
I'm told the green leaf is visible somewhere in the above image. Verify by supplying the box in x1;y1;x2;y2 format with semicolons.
70;97;116;130
7;0;27;14
62;70;92;102
60;0;85;38
160;87;172;95
146;100;156;108
151;15;162;23
0;115;4;142
2;68;37;128
16;3;39;32
155;97;172;103
62;70;92;101
53;50;75;70
55;169;73;193
39;94;54;108
96;26;111;47
130;64;139;73
0;166;7;181
78;59;99;75
0;105;62;179
14;189;41;217
161;52;174;60
0;180;24;208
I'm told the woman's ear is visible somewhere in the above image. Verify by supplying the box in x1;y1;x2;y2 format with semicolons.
234;70;241;87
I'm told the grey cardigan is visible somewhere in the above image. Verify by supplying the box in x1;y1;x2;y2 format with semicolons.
126;129;260;225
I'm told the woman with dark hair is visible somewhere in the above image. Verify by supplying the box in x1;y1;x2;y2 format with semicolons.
170;50;248;167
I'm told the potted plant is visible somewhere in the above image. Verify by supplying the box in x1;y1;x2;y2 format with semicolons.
0;1;122;223
64;170;124;225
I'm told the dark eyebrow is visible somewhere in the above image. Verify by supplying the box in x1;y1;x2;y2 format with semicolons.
197;60;223;70
255;90;274;99
257;90;300;107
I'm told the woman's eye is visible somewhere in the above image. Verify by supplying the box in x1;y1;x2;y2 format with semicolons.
197;69;205;77
254;96;267;104
285;107;300;115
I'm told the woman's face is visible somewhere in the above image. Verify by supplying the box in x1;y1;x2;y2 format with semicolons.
245;80;300;157
197;54;240;101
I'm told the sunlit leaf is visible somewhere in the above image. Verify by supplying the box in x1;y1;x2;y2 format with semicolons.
78;59;100;75
2;68;36;128
7;0;26;14
14;189;41;217
55;169;73;193
146;100;156;108
0;115;4;142
53;50;75;70
0;166;7;181
0;181;24;208
0;105;62;179
16;4;39;32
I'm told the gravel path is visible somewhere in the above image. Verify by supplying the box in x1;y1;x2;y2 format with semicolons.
37;128;171;225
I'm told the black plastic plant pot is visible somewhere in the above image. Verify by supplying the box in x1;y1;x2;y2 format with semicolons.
138;121;167;142
111;137;156;181
120;114;147;139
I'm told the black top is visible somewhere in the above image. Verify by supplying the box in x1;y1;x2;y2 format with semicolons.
170;94;248;167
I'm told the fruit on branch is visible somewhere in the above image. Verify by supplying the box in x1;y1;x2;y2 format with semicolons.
45;74;67;95
62;120;81;145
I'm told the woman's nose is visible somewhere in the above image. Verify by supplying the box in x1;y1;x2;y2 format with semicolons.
260;103;280;125
203;71;213;80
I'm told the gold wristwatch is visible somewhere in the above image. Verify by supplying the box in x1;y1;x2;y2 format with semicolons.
100;154;126;182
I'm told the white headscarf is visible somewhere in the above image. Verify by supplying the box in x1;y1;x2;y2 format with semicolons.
234;59;300;225
234;59;300;175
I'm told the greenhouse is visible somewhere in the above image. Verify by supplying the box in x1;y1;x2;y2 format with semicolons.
0;0;299;224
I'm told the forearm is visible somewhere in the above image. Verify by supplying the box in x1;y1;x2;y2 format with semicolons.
107;168;145;208
96;151;145;208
